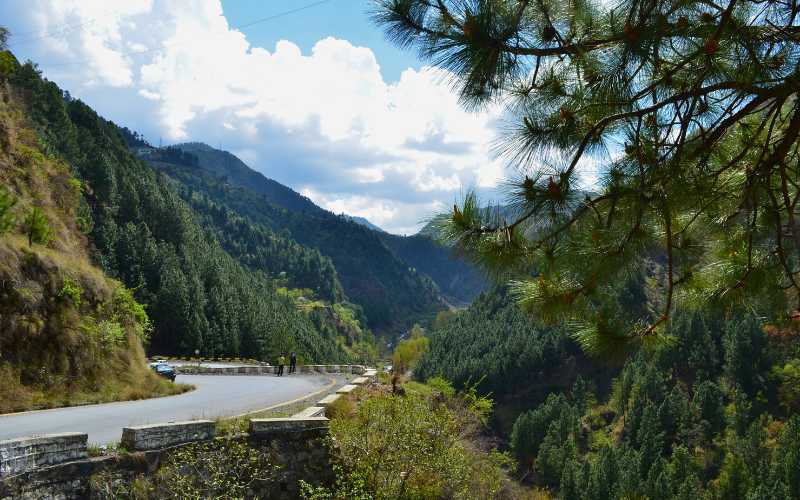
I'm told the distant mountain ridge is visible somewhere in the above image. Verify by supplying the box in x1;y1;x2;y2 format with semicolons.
343;215;385;233
176;142;324;214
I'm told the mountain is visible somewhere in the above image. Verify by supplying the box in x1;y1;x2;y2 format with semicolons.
164;143;488;310
416;268;800;499
176;142;323;214
6;56;366;363
380;233;487;306
343;214;385;233
143;154;444;332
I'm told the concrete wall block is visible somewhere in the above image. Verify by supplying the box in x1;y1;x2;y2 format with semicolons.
249;417;329;437
0;433;87;477
316;394;341;407
120;420;215;451
291;406;326;419
351;377;369;385
336;384;358;395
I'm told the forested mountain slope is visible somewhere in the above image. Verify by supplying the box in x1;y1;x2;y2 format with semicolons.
0;55;184;412
6;55;359;362
381;233;487;305
146;147;447;331
169;143;487;311
175;142;323;214
417;285;800;498
416;287;615;431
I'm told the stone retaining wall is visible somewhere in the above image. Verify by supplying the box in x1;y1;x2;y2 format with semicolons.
121;420;216;451
0;433;87;478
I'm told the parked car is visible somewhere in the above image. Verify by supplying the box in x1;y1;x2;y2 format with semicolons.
149;362;176;382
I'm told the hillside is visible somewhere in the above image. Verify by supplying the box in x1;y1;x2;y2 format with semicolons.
381;233;487;305
143;158;440;332
5;56;369;362
176;142;323;214
416;279;800;497
166;143;486;315
0;56;187;412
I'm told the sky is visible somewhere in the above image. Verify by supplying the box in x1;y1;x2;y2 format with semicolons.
1;0;512;235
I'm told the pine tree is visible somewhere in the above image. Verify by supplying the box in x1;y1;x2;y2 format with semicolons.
717;452;751;500
24;206;51;246
692;380;725;440
777;416;800;499
374;0;800;356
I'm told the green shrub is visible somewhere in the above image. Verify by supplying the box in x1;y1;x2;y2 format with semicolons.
16;144;45;168
58;276;82;307
0;186;15;234
317;384;513;499
112;286;152;342
392;324;429;374
0;50;17;79
23;206;51;246
97;320;125;349
772;359;800;413
75;196;94;234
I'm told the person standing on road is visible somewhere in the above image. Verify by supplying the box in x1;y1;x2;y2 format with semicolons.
277;353;286;376
289;352;297;374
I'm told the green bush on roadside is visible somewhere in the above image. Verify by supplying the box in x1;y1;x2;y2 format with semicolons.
305;380;520;499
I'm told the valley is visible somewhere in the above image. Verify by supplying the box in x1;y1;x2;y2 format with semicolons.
3;0;800;498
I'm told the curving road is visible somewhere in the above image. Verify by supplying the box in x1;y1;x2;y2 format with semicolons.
0;374;339;445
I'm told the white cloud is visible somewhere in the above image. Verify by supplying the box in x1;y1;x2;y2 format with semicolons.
5;0;510;234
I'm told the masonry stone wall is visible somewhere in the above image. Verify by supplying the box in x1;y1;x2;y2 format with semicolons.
121;420;216;451
0;433;87;477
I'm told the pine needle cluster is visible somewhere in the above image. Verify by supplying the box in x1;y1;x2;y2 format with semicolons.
373;0;800;356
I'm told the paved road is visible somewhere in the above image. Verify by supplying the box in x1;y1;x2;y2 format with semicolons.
0;374;338;445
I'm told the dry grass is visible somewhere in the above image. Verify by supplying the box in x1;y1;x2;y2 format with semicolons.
0;337;193;414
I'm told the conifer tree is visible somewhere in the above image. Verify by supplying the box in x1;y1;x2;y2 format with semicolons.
24;206;50;246
374;0;800;356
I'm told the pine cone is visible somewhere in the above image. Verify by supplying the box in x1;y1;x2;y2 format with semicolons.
623;23;638;42
704;38;719;55
547;177;561;198
463;14;477;40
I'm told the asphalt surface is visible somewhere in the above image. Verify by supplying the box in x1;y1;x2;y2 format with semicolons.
0;374;339;445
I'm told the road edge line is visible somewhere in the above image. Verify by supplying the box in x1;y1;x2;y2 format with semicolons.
225;375;339;420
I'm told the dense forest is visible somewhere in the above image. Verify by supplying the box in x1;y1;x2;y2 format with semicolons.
417;286;800;497
167;143;487;313
5;56;360;361
381;232;486;305
144;151;446;331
